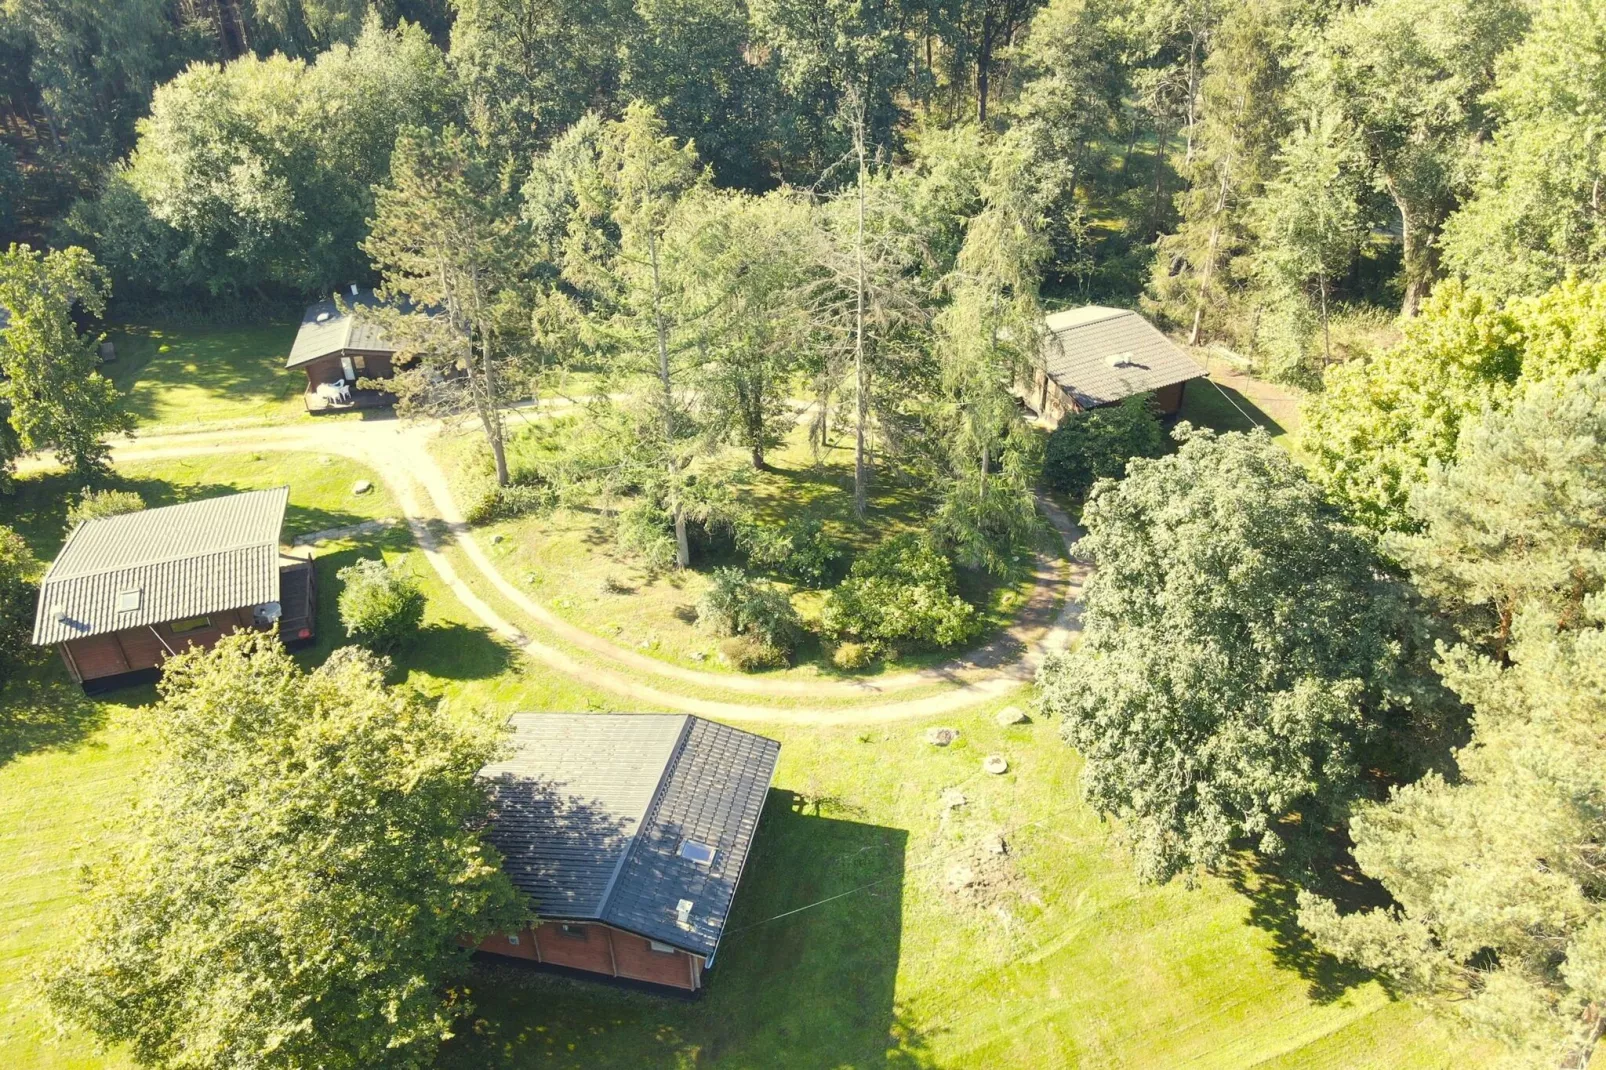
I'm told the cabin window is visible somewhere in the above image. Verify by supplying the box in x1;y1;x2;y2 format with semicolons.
558;923;587;940
116;589;141;613
353;354;367;371
648;940;677;955
170;616;212;634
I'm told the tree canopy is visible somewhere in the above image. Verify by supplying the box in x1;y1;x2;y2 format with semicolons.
45;633;527;1070
0;243;131;479
1037;426;1447;882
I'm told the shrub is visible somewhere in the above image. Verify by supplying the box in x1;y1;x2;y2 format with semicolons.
740;517;841;587
1042;395;1167;504
65;487;145;529
336;558;426;652
616;500;678;572
696;567;802;660
820;535;979;650
696;567;748;637
463;481;554;525
830;640;877;670
719;635;787;671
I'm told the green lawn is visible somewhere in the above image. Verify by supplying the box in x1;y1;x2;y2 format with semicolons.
102;322;310;431
432;415;1050;681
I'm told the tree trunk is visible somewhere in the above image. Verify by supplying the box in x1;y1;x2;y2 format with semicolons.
1318;270;1332;368
1120;114;1140;176
1150;123;1173;239
1189;159;1235;346
852;93;869;521
977;6;993;125
647;227;689;569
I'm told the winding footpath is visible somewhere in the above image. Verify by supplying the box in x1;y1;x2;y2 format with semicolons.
29;415;1088;724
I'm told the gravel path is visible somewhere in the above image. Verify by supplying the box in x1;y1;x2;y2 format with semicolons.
30;416;1087;722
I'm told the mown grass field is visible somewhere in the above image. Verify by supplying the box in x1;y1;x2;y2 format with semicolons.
101;323;311;431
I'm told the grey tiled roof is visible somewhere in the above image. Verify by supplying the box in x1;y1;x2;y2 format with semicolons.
1043;306;1204;408
482;713;781;958
286;288;395;369
32;488;289;645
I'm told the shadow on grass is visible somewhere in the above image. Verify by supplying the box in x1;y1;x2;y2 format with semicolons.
443;789;929;1069
0;658;157;767
400;622;514;681
104;323;301;424
1177;378;1287;438
1220;849;1382;1005
0;668;108;768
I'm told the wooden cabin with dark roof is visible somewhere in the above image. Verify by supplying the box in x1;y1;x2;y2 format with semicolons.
286;287;405;413
1024;306;1206;424
474;713;780;993
31;488;315;692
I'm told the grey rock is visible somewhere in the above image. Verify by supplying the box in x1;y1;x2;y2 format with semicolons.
491;533;505;544
352;479;373;495
926;726;960;747
995;705;1029;726
982;754;1009;775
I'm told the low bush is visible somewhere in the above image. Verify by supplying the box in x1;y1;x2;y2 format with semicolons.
740;517;841;587
336;558;426;653
463;481;555;525
719;635;787;671
696;567;802;663
616;500;678;572
65;487;145;529
820;535;979;650
1042;395;1167;504
830;640;877;670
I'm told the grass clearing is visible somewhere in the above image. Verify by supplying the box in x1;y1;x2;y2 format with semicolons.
432;417;1050;681
102;323;312;432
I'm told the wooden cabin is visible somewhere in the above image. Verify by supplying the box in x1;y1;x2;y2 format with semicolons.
286;287;404;413
1023;306;1206;424
474;713;780;994
31;488;315;693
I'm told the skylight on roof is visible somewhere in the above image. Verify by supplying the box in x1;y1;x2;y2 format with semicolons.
116;589;141;612
679;840;716;867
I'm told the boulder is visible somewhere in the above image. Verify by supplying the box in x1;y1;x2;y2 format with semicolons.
995;705;1029;726
491;533;505;544
352;479;373;495
926;726;960;747
982;754;1009;775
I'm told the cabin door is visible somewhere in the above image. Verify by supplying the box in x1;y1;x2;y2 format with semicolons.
340;356;357;382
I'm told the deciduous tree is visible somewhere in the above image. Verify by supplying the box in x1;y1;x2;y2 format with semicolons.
1037;426;1446;882
0;244;130;479
45;633;527;1070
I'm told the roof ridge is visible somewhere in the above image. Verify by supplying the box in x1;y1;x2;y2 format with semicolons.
1052;307;1131;329
596;713;695;921
43;487;289;582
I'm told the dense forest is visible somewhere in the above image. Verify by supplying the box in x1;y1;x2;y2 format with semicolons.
1;0;1598;382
